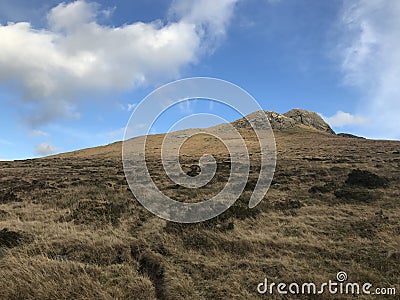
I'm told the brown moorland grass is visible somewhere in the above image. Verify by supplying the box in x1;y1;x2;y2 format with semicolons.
0;124;399;299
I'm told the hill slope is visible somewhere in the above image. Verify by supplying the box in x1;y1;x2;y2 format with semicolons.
55;109;335;159
0;110;399;299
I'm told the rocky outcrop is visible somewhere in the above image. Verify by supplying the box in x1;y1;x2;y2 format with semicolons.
232;109;335;134
283;109;335;134
265;111;297;130
232;110;295;130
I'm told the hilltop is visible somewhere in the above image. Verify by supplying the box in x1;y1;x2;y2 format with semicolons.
232;109;335;133
54;109;335;159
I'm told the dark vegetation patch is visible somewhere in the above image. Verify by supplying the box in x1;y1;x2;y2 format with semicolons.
244;177;258;191
0;190;21;204
220;193;261;220
309;184;330;194
0;180;30;192
334;188;380;203
186;164;201;177
332;169;388;203
0;209;9;218
345;169;389;188
0;228;32;248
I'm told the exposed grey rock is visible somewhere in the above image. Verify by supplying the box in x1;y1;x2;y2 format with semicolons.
232;109;335;134
231;111;270;130
265;111;296;130
283;108;335;134
232;110;295;130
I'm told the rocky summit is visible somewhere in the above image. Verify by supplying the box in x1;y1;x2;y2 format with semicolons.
233;109;335;134
283;108;335;134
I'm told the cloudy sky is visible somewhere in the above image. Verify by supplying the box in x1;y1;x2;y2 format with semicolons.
0;0;399;159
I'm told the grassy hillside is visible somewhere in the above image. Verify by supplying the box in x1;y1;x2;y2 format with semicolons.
0;126;399;299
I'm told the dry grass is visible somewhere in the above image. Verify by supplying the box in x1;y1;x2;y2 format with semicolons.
0;126;399;299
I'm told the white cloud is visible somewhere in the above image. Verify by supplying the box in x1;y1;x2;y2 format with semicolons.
34;142;61;155
0;0;237;126
170;0;237;45
336;0;400;139
324;111;368;127
30;129;50;137
127;103;137;112
47;0;99;32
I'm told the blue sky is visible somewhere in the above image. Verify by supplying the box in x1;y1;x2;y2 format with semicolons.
0;0;399;160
